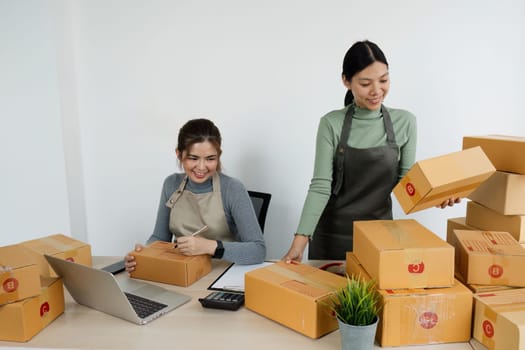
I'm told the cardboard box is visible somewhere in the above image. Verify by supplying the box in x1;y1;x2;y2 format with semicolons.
451;229;525;286
353;220;455;289
393;146;495;214
468;171;525;215
472;289;525;350
19;233;92;277
245;261;347;339
0;245;41;306
446;217;478;248
463;135;525;175
346;252;473;347
0;277;65;342
466;200;525;242
129;240;211;287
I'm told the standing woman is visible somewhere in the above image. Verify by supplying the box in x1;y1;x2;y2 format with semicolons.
125;118;266;271
283;40;418;261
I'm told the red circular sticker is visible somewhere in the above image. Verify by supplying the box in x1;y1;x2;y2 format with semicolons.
483;320;494;338
419;312;438;329
3;277;18;293
40;302;50;317
488;264;503;278
406;183;416;196
65;257;75;262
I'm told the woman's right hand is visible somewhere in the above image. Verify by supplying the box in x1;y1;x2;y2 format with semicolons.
124;243;144;273
282;235;310;263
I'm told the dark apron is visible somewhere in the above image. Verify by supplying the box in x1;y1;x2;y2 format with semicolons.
308;105;399;260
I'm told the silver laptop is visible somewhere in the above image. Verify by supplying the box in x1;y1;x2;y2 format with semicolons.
45;254;191;325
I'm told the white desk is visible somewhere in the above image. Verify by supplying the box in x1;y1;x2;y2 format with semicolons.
0;257;482;350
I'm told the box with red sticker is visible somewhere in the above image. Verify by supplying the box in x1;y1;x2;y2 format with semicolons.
0;276;64;342
19;233;92;277
346;252;473;347
0;245;41;306
473;289;525;350
353;219;455;289
450;229;525;286
393;146;495;214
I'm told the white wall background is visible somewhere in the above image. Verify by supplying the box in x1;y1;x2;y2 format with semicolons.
1;0;523;260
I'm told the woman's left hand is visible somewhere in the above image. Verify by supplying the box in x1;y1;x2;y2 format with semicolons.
176;236;216;256
436;197;461;209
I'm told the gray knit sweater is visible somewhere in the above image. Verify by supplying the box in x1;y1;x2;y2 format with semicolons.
146;172;266;264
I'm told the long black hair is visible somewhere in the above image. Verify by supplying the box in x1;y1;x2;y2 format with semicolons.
342;40;388;106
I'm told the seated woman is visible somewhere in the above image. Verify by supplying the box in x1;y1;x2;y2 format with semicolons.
125;118;266;272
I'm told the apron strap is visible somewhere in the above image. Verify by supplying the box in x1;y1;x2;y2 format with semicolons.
165;176;188;209
332;105;354;196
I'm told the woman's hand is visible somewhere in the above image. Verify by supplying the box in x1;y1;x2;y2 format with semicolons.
124;243;144;273
282;234;310;263
176;236;217;256
436;197;461;209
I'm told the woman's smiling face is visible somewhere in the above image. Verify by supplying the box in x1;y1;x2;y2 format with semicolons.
344;61;390;110
178;141;219;183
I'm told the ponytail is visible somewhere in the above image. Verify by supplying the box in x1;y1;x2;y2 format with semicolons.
344;90;354;106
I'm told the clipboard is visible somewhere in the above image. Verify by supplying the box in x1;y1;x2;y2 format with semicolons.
208;261;274;293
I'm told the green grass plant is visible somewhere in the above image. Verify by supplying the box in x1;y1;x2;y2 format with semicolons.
331;274;381;326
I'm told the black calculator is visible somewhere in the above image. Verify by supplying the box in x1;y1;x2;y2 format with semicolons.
198;291;245;311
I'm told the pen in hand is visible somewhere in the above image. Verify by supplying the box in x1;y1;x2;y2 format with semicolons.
173;225;209;248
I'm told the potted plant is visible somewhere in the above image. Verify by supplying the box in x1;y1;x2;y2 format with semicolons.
330;274;381;350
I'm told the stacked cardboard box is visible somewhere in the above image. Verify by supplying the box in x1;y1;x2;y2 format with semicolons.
346;252;473;347
462;136;525;243
446;218;519;293
450;229;525;287
353;219;455;290
472;289;525;350
435;135;525;350
0;233;92;342
244;261;347;339
19;233;93;277
0;276;64;342
348;219;472;347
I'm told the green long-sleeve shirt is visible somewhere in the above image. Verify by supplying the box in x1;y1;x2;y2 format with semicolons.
296;103;417;236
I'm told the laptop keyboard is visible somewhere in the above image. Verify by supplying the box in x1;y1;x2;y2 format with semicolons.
124;292;168;319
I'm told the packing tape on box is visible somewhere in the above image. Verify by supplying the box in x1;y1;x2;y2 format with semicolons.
37;237;79;260
381;221;430;283
266;263;340;294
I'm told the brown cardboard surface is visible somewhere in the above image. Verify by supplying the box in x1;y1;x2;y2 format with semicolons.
353;220;454;289
466;201;525;242
19;234;92;277
473;288;525;350
468;171;525;215
451;229;525;286
346;252;473;347
446;217;478;248
0;277;64;342
463;135;525;175
393;146;495;214
0;245;41;306
129;240;211;287
245;261;347;339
